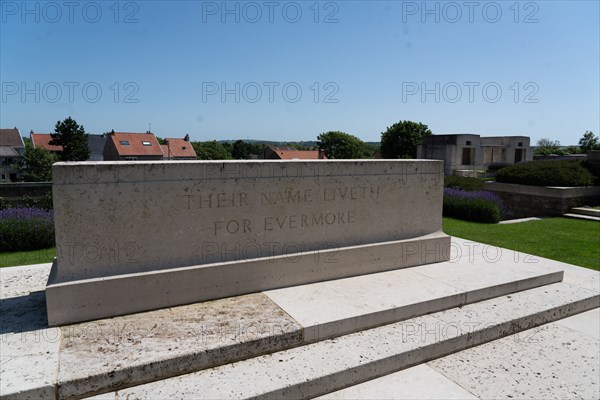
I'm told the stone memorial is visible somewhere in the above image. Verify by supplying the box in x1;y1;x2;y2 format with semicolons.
46;160;450;326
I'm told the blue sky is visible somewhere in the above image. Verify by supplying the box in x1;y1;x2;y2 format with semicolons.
1;0;598;145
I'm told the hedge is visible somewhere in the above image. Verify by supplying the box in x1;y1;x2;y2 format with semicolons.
444;176;485;191
443;188;504;223
495;160;597;187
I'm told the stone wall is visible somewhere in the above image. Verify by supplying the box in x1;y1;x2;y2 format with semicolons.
0;182;52;201
46;160;450;325
484;182;600;218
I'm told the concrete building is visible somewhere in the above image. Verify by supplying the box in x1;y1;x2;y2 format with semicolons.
417;134;531;176
0;127;25;182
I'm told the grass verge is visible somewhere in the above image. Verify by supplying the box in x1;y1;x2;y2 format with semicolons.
443;217;599;271
0;247;56;268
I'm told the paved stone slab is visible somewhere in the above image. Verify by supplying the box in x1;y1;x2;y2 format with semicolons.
318;309;600;400
265;238;564;340
498;217;542;224
57;293;302;399
563;213;600;222
2;252;596;399
561;262;600;293
555;307;600;339
571;207;600;217
0;263;58;400
97;282;599;399
428;319;600;399
317;364;478;399
1;264;303;400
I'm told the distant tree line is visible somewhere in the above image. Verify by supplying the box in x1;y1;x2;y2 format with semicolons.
535;131;599;156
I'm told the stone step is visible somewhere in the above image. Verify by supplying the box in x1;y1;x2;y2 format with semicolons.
317;308;600;399
89;281;599;399
563;213;600;222
570;207;600;218
59;240;565;399
0;239;567;400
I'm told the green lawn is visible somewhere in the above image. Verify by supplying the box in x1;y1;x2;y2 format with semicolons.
0;247;56;268
443;217;600;270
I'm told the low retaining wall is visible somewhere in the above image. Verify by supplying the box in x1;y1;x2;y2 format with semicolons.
0;182;52;200
484;182;600;218
47;160;450;325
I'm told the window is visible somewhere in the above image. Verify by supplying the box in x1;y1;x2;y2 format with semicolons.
182;146;187;150
518;142;523;147
125;156;138;161
142;141;152;146
466;140;471;146
120;140;130;146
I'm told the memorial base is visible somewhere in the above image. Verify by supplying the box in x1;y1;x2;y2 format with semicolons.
46;232;450;326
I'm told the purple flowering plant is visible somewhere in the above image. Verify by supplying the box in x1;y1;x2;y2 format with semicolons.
443;187;505;223
0;207;55;252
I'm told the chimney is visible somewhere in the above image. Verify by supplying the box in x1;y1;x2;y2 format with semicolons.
184;134;190;142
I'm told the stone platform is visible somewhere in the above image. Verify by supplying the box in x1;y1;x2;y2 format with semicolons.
1;238;599;399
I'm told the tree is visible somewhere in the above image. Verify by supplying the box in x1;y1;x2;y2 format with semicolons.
192;141;232;160
317;131;373;159
50;116;90;161
380;120;432;159
230;140;264;159
16;142;57;182
579;131;599;153
534;138;563;156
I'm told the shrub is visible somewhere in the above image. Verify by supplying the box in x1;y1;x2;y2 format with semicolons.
495;160;596;186
443;188;504;223
0;207;55;252
22;193;53;210
487;162;511;173
444;176;485;191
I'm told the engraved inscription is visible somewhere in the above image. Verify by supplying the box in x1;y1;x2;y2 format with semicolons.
264;211;356;231
323;186;380;201
184;192;249;209
261;188;314;205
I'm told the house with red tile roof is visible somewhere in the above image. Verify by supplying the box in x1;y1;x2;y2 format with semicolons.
161;135;197;160
1;127;25;182
30;131;106;160
30;132;63;154
260;145;326;160
103;132;164;161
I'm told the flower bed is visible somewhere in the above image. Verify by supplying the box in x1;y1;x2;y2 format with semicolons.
0;207;55;252
443;188;504;223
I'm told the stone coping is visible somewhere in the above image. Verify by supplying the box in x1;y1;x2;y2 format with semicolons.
484;182;600;198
